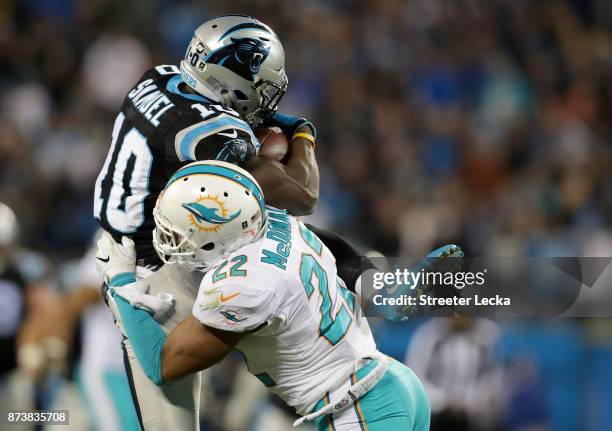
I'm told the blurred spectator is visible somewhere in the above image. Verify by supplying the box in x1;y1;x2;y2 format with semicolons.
82;33;150;111
405;317;504;430
0;203;29;418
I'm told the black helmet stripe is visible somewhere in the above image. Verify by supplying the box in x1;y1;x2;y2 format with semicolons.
218;22;272;41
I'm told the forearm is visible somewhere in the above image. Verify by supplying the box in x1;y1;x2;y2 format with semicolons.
113;294;216;385
248;138;319;215
284;136;319;204
114;292;167;385
160;317;231;382
111;275;234;384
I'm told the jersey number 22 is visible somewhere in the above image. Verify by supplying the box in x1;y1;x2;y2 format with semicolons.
299;224;353;346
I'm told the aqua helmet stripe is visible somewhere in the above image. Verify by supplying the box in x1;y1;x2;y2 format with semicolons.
167;164;266;223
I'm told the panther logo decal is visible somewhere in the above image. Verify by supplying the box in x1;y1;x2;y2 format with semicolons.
206;37;270;81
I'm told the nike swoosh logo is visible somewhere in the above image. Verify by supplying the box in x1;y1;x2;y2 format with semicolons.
220;292;240;302
97;256;110;263
217;129;238;139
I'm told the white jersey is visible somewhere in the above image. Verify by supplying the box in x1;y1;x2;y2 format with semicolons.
192;207;378;414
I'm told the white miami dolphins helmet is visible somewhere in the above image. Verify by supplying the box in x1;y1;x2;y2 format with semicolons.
153;160;266;270
181;15;288;124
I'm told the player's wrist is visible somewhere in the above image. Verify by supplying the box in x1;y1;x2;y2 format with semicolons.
108;272;137;287
268;112;317;140
293;121;316;139
292;128;316;148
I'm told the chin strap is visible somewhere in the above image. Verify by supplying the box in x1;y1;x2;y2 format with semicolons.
293;353;389;427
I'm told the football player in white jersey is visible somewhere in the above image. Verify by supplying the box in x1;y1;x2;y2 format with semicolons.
96;161;431;430
94;14;388;430
94;14;335;430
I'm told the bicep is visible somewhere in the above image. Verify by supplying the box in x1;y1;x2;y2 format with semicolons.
167;114;258;163
192;132;257;163
161;316;244;383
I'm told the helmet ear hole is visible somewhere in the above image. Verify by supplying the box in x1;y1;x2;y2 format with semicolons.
201;242;215;251
234;90;249;100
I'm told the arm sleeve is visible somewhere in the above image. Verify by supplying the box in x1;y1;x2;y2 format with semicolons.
192;281;278;333
167;111;259;164
113;293;166;385
106;274;166;385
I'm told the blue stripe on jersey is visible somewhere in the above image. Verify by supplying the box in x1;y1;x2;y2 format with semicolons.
167;164;266;218
178;116;260;161
165;75;211;103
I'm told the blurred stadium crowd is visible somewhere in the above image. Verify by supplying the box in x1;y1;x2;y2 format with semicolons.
1;0;612;430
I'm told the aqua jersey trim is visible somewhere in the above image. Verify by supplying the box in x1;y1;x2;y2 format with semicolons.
254;372;276;387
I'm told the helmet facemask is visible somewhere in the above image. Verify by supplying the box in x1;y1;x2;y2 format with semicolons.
244;77;287;124
153;207;203;270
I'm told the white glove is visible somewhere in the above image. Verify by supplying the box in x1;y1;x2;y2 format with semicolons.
108;280;175;321
96;232;136;284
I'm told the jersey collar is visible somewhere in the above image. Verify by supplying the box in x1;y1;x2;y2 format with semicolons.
166;75;221;104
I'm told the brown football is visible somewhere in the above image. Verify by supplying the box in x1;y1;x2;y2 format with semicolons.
255;126;289;162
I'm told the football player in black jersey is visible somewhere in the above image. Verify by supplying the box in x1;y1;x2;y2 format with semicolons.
94;15;464;430
94;18;318;269
92;15;348;430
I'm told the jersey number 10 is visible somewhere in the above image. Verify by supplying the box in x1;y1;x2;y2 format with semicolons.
94;113;153;233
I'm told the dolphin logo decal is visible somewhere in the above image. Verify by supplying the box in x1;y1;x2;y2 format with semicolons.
182;202;241;225
220;310;247;322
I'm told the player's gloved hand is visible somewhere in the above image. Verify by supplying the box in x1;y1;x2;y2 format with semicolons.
97;233;174;324
410;244;464;276
263;112;317;140
107;280;175;321
96;232;136;285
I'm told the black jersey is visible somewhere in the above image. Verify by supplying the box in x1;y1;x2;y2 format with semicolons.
94;65;260;268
